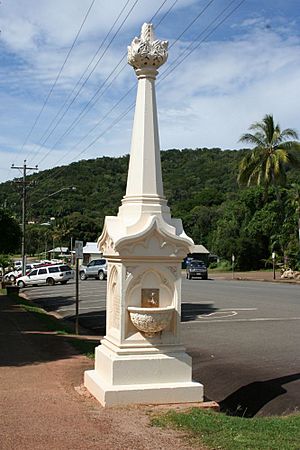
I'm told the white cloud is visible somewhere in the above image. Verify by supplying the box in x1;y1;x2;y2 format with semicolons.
0;2;299;183
158;25;300;149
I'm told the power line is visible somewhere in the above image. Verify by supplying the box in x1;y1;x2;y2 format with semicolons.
28;0;175;188
34;0;174;168
149;0;169;22
11;161;39;275
34;0;245;185
159;0;247;85
54;0;246;169
32;0;141;166
45;101;136;182
50;77;135;168
28;0;133;164
37;56;128;166
75;0;180;145
36;0;209;168
29;0;172;167
37;1;181;172
169;0;215;50
154;0;178;29
22;0;97;156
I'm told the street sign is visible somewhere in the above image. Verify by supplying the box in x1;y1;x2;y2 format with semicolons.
272;252;276;280
75;240;83;259
74;240;83;335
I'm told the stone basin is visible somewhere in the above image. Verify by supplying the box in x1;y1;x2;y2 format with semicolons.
127;306;174;337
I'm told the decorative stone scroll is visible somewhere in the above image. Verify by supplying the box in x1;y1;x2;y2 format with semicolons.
168;265;178;276
108;265;120;330
128;23;168;72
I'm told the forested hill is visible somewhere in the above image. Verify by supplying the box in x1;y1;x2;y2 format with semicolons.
0;147;244;222
161;148;244;213
1;147;299;270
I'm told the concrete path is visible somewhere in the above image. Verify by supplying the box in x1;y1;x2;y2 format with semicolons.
0;295;202;450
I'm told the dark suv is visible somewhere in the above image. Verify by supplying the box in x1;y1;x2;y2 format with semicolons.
186;260;208;280
80;259;107;281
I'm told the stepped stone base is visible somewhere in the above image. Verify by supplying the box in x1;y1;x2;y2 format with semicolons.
85;369;203;407
84;344;203;407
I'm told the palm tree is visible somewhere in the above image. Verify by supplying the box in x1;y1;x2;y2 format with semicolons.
237;114;300;191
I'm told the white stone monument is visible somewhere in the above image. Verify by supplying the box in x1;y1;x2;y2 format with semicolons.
84;23;204;406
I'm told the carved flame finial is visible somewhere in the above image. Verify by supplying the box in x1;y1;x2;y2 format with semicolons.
140;23;155;43
127;23;168;73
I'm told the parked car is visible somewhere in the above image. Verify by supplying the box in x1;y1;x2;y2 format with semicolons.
80;259;107;281
13;260;22;269
4;269;21;283
16;264;74;287
4;264;37;283
186;260;208;280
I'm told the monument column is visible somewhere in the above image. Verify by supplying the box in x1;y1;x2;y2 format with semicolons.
118;22;171;225
84;23;204;407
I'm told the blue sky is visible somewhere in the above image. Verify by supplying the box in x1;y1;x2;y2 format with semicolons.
0;0;299;183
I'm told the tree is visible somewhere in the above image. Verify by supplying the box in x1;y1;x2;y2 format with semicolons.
237;114;300;193
26;224;53;257
210;198;249;264
46;213;102;251
289;184;300;246
0;209;21;253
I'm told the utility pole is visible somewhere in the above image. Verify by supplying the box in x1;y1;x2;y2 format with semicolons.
11;160;38;275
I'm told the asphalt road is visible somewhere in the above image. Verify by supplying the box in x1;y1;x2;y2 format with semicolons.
23;277;300;417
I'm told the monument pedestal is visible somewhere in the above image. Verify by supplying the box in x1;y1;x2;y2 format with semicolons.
85;340;203;406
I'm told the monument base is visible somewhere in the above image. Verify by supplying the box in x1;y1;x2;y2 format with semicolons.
84;342;204;406
85;370;203;406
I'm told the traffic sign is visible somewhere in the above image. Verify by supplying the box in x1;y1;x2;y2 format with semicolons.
75;240;83;259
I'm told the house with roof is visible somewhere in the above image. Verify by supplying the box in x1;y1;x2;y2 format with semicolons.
82;242;102;265
48;246;69;260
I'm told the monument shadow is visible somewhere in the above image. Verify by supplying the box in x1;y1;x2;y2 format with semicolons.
219;373;300;417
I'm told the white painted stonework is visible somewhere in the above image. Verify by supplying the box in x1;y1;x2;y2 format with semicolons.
84;23;204;406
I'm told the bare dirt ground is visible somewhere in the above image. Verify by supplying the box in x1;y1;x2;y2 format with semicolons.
211;270;300;283
0;295;207;450
3;271;296;449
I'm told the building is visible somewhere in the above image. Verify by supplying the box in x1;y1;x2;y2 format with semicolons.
82;242;102;265
48;246;69;260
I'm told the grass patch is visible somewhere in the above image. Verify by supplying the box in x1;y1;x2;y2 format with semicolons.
16;295;72;333
14;294;97;358
152;408;300;450
69;339;96;359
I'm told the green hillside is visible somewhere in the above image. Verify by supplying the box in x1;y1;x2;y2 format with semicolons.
1;147;299;270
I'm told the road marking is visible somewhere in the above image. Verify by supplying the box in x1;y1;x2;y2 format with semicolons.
198;311;238;319
218;308;257;311
183;317;300;324
195;308;257;319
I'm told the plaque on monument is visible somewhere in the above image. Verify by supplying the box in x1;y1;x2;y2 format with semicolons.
141;288;159;308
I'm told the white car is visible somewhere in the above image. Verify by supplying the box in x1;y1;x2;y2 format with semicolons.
16;264;74;287
4;269;21;283
4;264;36;283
